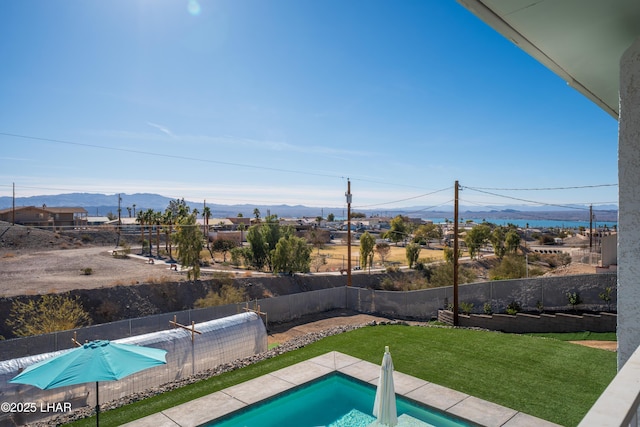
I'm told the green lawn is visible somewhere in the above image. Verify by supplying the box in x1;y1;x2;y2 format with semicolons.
526;331;617;341
68;325;616;427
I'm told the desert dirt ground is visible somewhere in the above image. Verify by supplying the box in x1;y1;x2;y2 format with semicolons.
0;243;611;351
265;309;400;346
0;246;183;297
0;243;597;298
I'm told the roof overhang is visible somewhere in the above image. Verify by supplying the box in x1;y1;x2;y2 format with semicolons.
457;0;640;119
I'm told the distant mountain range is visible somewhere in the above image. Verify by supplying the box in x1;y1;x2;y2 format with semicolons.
0;192;618;222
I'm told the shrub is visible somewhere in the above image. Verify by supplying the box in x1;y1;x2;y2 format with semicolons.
7;294;92;337
506;301;522;315
599;286;613;311
489;254;526;280
567;291;582;311
557;252;572;267
460;302;474;315
380;277;396;291
483;302;493;315
528;267;545;277
81;267;93;275
194;284;247;308
428;263;476;287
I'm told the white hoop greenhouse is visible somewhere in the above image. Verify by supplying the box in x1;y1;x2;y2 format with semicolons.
0;312;267;426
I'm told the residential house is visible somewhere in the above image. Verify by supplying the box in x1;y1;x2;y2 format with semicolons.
0;206;88;228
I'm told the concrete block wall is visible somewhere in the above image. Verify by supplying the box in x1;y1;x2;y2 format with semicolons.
0;273;616;360
439;310;617;333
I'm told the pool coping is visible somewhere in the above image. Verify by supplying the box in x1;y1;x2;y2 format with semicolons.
122;351;561;427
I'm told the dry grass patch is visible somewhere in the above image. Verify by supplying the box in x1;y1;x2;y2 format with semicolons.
313;244;446;272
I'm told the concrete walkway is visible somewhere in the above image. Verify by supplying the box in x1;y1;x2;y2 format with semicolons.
122;351;560;427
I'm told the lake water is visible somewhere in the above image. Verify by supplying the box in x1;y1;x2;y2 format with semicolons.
422;217;617;229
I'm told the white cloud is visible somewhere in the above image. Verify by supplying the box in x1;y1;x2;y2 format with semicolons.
146;122;175;137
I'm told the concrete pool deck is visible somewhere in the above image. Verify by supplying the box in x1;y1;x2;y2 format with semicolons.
123;351;561;427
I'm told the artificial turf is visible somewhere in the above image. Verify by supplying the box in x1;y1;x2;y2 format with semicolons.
67;324;616;427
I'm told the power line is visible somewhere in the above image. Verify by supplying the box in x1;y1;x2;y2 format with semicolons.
0;132;341;180
462;186;591;211
397;199;456;216
353;186;452;208
0;132;449;192
468;184;618;191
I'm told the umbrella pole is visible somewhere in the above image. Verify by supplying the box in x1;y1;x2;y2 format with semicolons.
96;381;99;427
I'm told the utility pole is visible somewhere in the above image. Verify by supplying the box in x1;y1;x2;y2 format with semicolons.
118;194;122;225
453;181;460;326
589;204;593;253
12;182;15;226
346;179;352;287
117;194;122;245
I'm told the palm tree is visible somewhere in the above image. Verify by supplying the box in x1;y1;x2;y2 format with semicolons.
202;206;212;249
136;210;145;255
163;210;174;259
144;209;155;257
153;210;162;258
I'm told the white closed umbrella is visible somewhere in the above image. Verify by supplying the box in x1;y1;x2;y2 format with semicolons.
373;345;398;426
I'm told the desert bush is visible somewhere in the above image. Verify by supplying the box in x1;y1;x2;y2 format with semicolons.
557;252;572;267
7;294;92;337
527;252;540;262
529;267;545;277
212;272;235;286
380;277;396;291
428;263;476;288
489;254;526;280
81;267;93;275
194;284;247;308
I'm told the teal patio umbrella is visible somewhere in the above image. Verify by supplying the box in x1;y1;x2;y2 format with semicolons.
10;340;167;426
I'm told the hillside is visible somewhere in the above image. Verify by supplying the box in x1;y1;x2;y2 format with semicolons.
0;192;618;221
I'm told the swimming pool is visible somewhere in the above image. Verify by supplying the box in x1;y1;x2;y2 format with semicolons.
205;373;473;427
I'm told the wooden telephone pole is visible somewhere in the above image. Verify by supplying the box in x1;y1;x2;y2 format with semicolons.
346;179;352;287
453;181;460;326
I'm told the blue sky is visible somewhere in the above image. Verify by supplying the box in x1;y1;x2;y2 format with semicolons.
0;0;619;211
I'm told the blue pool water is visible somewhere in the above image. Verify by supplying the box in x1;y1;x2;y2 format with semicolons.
205;373;472;427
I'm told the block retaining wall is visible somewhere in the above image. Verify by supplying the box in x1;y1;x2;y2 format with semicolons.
0;273;617;360
438;310;617;333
